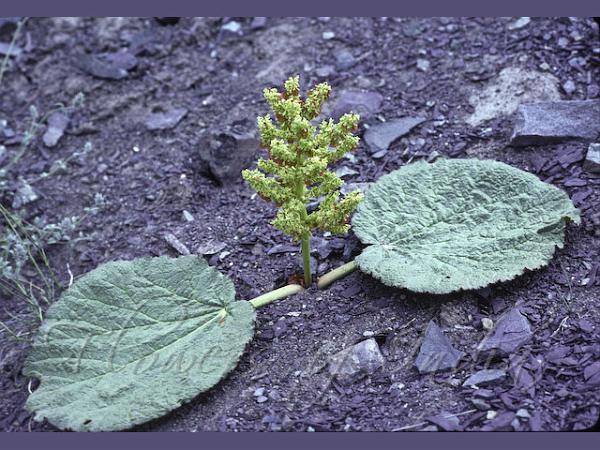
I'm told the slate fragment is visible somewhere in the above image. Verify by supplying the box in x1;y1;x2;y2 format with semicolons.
462;369;506;387
42;112;69;147
583;361;600;386
328;338;384;384
415;321;464;374
510;100;600;146
75;51;138;80
364;117;426;154
476;308;533;359
331;91;383;121
145;108;188;131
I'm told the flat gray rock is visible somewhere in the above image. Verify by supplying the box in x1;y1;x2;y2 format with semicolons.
477;308;532;358
463;369;506;387
364;117;426;154
415;321;464;374
511;100;600;146
43;112;69;147
145;108;188;131
328;338;384;384
75;51;138;80
332;90;383;121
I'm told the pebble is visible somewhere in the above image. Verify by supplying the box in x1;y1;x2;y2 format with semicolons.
508;17;531;30
481;318;494;331
145;108;188;131
334;48;356;71
163;233;190;256
12;180;39;208
250;17;267;30
182;210;194;222
42;111;70;148
75;51;137;80
322;31;335;40
416;58;430;72
462;369;507;387
562;80;576;96
221;21;242;35
328;338;385;384
364;117;426;154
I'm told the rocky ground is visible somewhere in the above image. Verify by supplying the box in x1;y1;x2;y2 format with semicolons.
0;17;599;431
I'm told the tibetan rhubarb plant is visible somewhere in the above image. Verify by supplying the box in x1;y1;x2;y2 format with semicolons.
242;75;363;286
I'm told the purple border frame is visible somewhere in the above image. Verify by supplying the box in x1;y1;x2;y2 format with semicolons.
1;0;599;16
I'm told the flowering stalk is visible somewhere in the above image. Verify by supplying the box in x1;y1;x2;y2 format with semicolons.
243;76;363;286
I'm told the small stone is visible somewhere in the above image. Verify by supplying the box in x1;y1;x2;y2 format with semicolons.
516;408;531;418
334;48;356;71
250;17;267;30
558;37;569;48
477;308;533;358
0;42;22;57
198;130;259;183
315;65;336;78
75;51;137;80
415;321;464;374
562;80;576;96
471;398;491;410
12;180;39;208
145;108;188;131
328;338;384;384
334;166;358;178
221;21;242;35
364;117;426;153
256;395;268;403
42;112;70;147
253;387;265;397
539;62;551;71
508;17;531;30
322;31;335;40
332;90;383;121
481;318;494;331
583;143;600;173
486;411;497;420
511;100;600;146
363;331;375;337
462;369;507;387
588;84;599;98
182;210;195;222
163;233;190;256
416;58;430;72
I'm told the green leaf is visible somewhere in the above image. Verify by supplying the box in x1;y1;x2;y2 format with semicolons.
24;255;255;431
352;159;580;294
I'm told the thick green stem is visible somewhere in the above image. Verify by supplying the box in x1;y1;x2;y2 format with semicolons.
301;235;312;286
249;284;304;309
317;260;357;289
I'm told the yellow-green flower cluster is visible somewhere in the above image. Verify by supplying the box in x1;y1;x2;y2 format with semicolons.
242;76;363;242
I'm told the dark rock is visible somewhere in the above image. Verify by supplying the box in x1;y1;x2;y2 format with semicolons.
364;117;426;154
250;17;267;30
42;112;69;147
482;411;516;431
0;17;19;38
583;143;600;173
154;17;180;26
334;48;356;71
332;90;383;121
463;369;506;387
328;338;384;384
198;130;259;184
415;321;464;374
75;51;138;80
476;308;533;358
145;108;188;131
510;100;600;146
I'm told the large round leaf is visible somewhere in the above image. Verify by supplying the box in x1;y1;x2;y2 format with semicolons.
352;159;580;294
24;255;255;431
